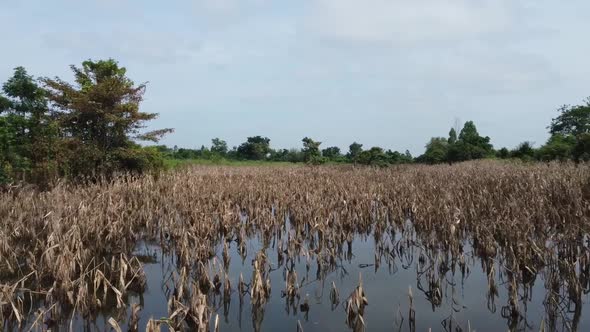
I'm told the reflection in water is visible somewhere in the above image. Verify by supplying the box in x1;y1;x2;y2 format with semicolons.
15;212;590;331
15;215;590;331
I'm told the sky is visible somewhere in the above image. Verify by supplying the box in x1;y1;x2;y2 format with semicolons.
1;0;590;154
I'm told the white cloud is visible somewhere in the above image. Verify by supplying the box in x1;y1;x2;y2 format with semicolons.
305;0;517;44
42;29;201;65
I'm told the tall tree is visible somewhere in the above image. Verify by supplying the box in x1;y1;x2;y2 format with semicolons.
448;128;457;144
237;136;271;160
42;59;172;175
358;147;387;166
511;141;536;160
550;99;590;136
211;138;228;155
448;121;493;162
0;67;57;183
302;137;322;163
322;146;341;160
347;142;363;163
421;137;449;164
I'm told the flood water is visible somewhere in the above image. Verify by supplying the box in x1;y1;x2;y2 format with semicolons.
19;218;590;332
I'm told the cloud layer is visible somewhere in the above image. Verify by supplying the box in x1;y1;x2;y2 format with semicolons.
1;0;589;153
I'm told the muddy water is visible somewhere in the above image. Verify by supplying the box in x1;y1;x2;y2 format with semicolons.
20;222;590;332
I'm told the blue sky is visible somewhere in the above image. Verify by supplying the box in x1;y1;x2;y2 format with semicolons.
1;0;590;154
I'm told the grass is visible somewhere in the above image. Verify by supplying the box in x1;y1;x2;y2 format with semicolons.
163;158;295;169
1;160;588;330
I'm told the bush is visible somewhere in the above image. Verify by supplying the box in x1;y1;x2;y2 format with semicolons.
111;146;166;174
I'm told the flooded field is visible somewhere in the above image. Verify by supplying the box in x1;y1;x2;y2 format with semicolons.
1;162;589;331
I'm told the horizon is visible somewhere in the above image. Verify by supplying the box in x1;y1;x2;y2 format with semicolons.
2;1;590;154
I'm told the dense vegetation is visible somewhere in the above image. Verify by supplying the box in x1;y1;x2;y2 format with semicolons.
0;162;587;330
157;99;590;166
0;60;171;186
2;59;590;186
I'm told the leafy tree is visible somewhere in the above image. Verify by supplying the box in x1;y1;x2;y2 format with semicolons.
549;99;590;136
497;147;510;159
0;67;58;184
403;150;413;163
448;121;493;162
270;148;304;163
302;137;324;164
42;59;172;176
421;137;449;164
322;146;342;160
358;147;387;166
448;128;457;144
544;98;590;162
199;145;213;159
511;141;536;161
573;133;590;162
347;142;363;163
211;138;228;156
227;146;239;160
384;149;413;164
237;136;271;160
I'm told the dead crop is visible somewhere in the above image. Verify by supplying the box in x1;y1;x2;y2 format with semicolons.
0;160;588;331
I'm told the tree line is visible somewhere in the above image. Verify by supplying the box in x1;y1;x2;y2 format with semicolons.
153;136;413;166
158;100;590;166
417;100;590;164
2;59;590;186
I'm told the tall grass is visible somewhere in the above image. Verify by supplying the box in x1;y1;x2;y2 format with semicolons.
0;160;588;330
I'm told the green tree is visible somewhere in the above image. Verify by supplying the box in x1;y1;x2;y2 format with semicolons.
447;121;493;162
497;147;510;159
358;147;388;166
538;134;575;161
211;138;228;156
42;59;172;176
302;137;324;164
544;98;590;161
237;136;271;160
448;128;457;144
511;141;536;161
384;149;412;164
347;142;363;163
421;137;449;164
0;67;58;184
322;146;341;160
573;133;590;161
550;99;590;136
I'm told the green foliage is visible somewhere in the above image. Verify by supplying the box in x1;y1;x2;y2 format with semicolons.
112;146;165;173
541;99;590;162
270;148;304;163
237;136;271;160
573;133;590;162
358;147;388;166
322;146;342;161
41;59;172;177
0;67;58;185
0;61;171;186
302;137;324;164
385;149;413;164
510;141;536;161
497;148;510;159
211;138;228;155
550;99;590;136
538;134;575;161
448;128;457;144
347;142;363;163
421;137;449;164
446;121;493;163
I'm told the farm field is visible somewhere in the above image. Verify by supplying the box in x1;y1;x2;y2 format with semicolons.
0;161;589;331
